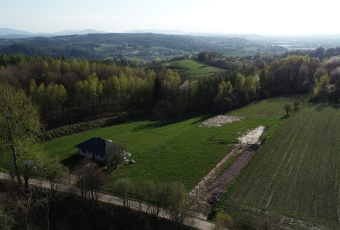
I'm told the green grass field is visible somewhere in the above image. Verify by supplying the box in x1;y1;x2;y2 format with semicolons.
228;96;303;119
41;97;294;190
94;43;118;52
167;59;222;76
221;103;340;229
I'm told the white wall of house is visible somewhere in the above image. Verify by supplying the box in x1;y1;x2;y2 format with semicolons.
78;149;104;161
78;149;89;157
94;153;104;161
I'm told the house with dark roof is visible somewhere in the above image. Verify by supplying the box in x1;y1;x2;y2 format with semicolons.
75;137;114;161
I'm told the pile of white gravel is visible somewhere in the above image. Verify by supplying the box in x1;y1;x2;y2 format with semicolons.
197;115;244;127
237;126;266;145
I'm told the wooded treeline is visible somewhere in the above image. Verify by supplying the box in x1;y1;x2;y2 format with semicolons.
1;50;340;127
0;33;287;60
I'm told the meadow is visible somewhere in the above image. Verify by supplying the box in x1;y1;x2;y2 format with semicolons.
221;103;340;229
167;59;222;76
41;97;293;190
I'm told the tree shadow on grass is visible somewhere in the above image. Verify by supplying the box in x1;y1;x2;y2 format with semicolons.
314;103;328;111
133;115;213;131
133;119;180;132
331;104;340;110
280;113;290;120
60;154;83;171
267;95;294;102
309;103;331;111
191;114;214;125
307;102;340;112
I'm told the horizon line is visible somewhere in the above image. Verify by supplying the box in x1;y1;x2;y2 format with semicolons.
2;27;340;37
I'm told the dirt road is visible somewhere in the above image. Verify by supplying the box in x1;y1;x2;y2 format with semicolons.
0;172;220;230
203;149;256;205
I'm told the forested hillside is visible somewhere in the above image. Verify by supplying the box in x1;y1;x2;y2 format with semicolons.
1;49;340;128
0;33;287;61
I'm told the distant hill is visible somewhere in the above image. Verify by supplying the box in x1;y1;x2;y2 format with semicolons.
3;31;340;61
0;28;106;38
0;33;287;60
51;29;106;36
127;29;186;35
0;28;33;36
126;29;267;40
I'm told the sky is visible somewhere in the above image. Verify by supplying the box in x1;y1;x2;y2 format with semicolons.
0;0;339;35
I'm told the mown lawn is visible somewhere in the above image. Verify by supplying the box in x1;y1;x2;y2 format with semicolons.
43;117;243;190
167;59;222;76
41;97;293;190
222;103;340;229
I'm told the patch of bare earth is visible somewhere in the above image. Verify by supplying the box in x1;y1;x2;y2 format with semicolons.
191;126;266;208
237;126;266;145
197;115;244;127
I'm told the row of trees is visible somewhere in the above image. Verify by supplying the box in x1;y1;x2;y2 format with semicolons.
1;52;340;127
197;51;240;71
13;55;257;121
112;179;195;228
0;173;194;229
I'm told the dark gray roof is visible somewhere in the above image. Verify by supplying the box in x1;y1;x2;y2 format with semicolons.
75;137;107;156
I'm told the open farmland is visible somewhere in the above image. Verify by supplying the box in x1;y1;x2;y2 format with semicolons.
221;104;340;229
167;59;222;76
39;97;296;191
42;117;255;190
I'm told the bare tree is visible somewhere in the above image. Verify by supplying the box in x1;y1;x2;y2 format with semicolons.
104;142;126;170
164;182;196;230
113;178;133;208
74;159;107;200
284;103;292;115
41;161;68;193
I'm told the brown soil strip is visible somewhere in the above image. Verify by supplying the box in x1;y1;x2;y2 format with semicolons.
205;149;255;205
190;144;245;197
191;146;256;206
191;126;265;207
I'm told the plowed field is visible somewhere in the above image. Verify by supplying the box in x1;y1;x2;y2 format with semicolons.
222;104;340;229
